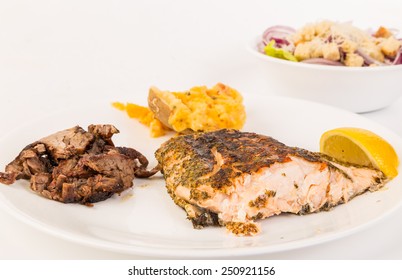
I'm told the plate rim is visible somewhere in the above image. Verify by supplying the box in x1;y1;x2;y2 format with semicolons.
0;94;401;258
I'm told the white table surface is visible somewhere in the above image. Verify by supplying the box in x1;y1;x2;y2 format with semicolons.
0;0;401;259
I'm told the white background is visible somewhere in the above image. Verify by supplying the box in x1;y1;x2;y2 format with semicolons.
0;0;402;259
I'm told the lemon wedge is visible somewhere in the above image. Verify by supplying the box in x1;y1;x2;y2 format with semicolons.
320;127;399;178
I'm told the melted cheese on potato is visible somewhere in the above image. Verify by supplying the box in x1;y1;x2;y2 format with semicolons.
114;83;246;137
167;83;246;132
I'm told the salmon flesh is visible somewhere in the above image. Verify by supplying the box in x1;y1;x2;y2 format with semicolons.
155;129;386;236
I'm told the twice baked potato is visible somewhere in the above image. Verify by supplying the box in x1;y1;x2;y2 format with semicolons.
148;83;246;133
115;83;246;137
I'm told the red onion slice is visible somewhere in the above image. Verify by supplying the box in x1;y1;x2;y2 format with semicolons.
270;37;290;46
393;40;402;65
262;25;296;46
257;40;266;53
301;58;344;66
262;25;296;37
356;48;386;66
393;48;402;65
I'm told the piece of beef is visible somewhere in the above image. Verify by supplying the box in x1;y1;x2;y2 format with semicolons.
0;124;159;205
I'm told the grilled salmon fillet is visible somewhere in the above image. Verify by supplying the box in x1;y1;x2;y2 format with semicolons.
155;129;386;236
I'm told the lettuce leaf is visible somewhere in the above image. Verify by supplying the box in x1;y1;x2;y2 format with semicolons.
264;40;297;62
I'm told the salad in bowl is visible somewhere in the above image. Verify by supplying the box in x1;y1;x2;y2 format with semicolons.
258;21;402;67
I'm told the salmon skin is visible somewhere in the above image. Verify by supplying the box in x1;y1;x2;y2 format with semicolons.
155;129;386;236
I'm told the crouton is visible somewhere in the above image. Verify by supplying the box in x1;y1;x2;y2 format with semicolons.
380;36;402;57
344;53;364;67
322;43;340;61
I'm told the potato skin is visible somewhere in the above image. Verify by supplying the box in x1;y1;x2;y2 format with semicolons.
148;87;173;129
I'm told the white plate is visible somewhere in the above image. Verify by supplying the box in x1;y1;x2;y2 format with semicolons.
0;94;401;258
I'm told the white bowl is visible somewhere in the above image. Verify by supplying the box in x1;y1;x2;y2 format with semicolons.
247;37;402;113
